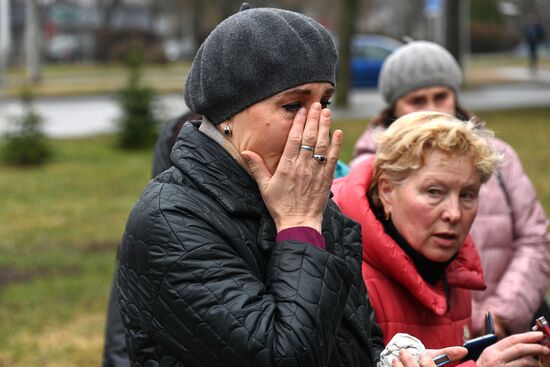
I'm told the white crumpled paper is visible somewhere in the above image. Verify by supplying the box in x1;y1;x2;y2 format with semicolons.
378;333;426;367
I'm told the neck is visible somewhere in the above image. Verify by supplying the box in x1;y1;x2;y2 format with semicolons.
382;217;456;285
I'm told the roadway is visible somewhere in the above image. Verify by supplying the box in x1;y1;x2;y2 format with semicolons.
0;68;549;138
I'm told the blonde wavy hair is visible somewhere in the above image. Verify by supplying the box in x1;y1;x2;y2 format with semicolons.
369;111;501;209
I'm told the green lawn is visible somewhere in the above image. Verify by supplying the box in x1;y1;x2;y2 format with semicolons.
0;107;549;366
2;62;192;98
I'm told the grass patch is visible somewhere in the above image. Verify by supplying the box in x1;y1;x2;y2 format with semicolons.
3;62;192;98
0;134;152;366
0;107;548;366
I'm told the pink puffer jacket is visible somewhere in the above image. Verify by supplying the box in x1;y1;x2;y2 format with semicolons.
351;126;550;334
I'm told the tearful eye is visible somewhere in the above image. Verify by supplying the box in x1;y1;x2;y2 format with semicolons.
321;100;332;109
283;103;302;113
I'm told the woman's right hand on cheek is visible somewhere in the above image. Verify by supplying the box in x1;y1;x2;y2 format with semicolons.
241;102;343;233
475;331;549;367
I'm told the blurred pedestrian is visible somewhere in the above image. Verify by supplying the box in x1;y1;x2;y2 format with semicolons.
333;110;550;366
116;3;389;366
524;13;546;74
350;41;550;339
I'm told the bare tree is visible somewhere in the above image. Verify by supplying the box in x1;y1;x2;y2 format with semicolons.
25;0;41;83
445;0;461;66
99;0;122;32
220;0;245;19
335;0;360;107
0;0;12;88
446;0;470;68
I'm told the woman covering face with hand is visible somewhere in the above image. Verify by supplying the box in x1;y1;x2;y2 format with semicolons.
332;111;549;367
116;3;394;367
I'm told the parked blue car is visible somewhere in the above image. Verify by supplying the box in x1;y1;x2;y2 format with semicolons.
350;34;403;88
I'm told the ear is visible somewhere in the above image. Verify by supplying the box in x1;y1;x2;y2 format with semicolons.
378;174;395;213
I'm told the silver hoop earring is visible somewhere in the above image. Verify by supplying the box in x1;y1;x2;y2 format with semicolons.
223;125;232;137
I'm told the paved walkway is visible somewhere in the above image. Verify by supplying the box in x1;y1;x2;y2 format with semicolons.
0;67;549;138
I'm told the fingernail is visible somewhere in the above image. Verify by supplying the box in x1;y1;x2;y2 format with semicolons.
298;107;306;115
321;109;331;118
312;103;321;111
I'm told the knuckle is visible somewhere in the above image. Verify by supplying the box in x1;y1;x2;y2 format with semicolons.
287;135;301;146
315;141;329;151
302;133;317;143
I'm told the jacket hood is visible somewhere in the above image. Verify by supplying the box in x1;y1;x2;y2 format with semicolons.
332;157;486;316
349;125;383;168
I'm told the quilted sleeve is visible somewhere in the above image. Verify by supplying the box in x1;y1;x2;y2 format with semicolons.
119;187;369;366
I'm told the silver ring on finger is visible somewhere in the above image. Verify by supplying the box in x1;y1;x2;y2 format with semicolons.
300;145;315;151
312;154;327;163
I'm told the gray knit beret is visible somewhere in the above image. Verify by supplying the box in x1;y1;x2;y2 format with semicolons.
378;41;463;105
184;3;337;125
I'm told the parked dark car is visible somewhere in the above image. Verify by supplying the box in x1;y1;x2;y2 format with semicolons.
350;34;403;87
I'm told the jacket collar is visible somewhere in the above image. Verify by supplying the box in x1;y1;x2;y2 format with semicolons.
170;121;264;217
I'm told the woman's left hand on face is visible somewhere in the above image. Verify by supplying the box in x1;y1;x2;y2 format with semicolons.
391;347;468;367
241;102;343;233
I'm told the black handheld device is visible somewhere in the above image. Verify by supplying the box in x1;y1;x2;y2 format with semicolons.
462;333;498;361
461;313;497;362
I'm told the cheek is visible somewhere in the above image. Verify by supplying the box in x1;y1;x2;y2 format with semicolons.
394;197;435;242
442;98;456;114
255;119;292;154
462;207;478;231
395;102;418;117
405;201;435;230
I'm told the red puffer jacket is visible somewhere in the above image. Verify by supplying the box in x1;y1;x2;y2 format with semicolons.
332;157;487;350
351;126;550;335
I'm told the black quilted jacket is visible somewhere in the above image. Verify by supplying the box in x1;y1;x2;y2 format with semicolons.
118;121;383;367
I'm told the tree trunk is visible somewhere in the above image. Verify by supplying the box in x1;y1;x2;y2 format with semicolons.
101;0;121;31
191;0;205;53
335;0;359;108
0;0;12;88
25;0;41;83
445;0;462;68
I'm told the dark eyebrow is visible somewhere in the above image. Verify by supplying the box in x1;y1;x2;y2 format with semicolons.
280;87;335;97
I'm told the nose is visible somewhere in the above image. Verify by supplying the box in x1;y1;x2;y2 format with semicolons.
425;100;446;113
442;196;462;224
425;100;438;112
